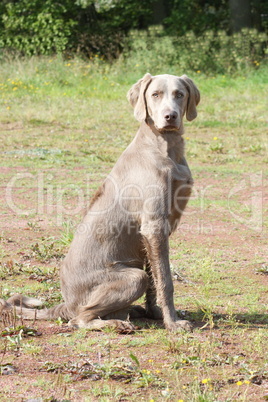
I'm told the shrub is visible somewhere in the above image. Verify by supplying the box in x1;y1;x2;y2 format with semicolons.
0;1;267;72
0;0;154;59
0;0;77;55
122;27;268;74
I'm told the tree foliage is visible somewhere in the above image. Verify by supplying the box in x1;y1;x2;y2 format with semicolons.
0;0;267;59
0;0;154;57
164;0;230;36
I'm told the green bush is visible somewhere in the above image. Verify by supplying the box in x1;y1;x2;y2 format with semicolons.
0;0;77;55
122;27;267;74
0;0;154;59
0;0;267;73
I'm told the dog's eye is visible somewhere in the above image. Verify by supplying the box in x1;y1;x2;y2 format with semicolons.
152;92;159;98
175;92;184;99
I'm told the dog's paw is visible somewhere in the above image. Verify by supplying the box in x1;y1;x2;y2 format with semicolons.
166;319;193;333
67;318;79;329
115;320;136;334
68;317;136;333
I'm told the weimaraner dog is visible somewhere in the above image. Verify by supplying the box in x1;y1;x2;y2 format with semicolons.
1;73;200;332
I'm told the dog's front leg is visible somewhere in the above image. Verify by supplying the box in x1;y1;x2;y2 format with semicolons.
144;259;163;319
141;218;192;332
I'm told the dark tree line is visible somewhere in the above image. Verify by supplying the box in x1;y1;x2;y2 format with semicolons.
151;0;267;33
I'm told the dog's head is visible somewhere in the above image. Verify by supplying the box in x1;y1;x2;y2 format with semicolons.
127;73;200;134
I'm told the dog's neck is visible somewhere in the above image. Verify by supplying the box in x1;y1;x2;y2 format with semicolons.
138;120;185;163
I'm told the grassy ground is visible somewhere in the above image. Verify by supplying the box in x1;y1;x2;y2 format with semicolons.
0;57;267;401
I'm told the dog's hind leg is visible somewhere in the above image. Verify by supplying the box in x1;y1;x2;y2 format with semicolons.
68;267;148;331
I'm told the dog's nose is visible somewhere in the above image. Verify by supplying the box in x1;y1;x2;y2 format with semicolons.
164;111;178;122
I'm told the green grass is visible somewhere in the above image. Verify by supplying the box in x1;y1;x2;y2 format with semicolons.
0;56;267;401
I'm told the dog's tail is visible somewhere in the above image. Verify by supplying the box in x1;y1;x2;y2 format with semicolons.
0;294;71;321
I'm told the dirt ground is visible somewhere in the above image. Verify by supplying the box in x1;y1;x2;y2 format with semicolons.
1;166;267;401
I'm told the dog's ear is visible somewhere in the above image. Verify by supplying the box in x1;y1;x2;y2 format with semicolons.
180;75;200;121
127;73;152;121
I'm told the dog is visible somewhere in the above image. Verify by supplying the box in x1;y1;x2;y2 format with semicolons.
1;73;200;332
